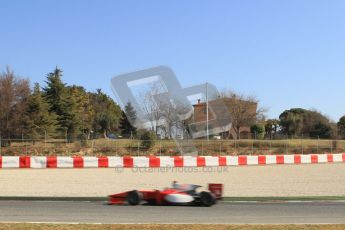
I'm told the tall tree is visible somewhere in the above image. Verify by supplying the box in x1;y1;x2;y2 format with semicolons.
24;83;58;139
338;116;345;139
119;102;137;137
59;85;95;141
279;108;305;137
60;88;82;141
0;67;30;139
265;119;280;137
43;67;66;118
142;83;164;134
90;89;122;138
69;86;94;138
279;108;334;138
43;67;84;141
220;91;265;139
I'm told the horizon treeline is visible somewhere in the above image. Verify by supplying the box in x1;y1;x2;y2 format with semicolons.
0;67;125;141
0;66;345;141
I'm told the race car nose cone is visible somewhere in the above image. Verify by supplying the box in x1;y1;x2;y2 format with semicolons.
165;194;194;203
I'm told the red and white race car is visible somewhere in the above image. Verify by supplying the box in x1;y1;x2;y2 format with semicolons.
108;183;223;207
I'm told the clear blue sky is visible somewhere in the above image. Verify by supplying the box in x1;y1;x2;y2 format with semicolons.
1;0;345;121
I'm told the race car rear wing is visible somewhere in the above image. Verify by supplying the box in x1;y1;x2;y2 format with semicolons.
208;183;223;200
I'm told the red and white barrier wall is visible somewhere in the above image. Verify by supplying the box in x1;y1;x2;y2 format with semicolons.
0;153;344;169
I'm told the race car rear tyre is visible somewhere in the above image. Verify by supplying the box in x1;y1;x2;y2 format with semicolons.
200;191;216;207
127;190;142;205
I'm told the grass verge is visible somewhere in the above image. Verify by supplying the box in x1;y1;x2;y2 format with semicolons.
0;196;345;202
222;196;345;202
0;224;345;230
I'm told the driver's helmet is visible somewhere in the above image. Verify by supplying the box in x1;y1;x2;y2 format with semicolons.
171;180;179;189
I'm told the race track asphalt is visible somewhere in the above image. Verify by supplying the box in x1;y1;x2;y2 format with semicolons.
0;200;345;224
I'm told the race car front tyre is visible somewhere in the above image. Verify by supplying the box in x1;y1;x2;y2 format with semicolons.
127;190;142;205
200;191;216;207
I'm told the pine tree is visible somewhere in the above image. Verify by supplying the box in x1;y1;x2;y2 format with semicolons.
61;86;94;142
43;67;80;141
70;86;94;138
60;88;81;142
338;116;345;139
43;67;66;117
89;89;121;138
119;102;137;137
25;83;58;139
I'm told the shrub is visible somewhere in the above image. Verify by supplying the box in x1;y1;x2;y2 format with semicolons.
250;124;265;139
138;129;156;149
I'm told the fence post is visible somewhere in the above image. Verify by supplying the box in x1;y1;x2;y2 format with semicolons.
201;140;204;156
252;138;254;155
285;135;288;154
219;141;222;155
269;134;272;154
317;136;319;154
233;139;236;154
137;141;140;156
159;139;162;156
330;140;333;154
65;129;68;146
44;130;47;150
21;131;24;155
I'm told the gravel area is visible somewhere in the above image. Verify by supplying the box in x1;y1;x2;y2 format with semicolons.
0;163;344;197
